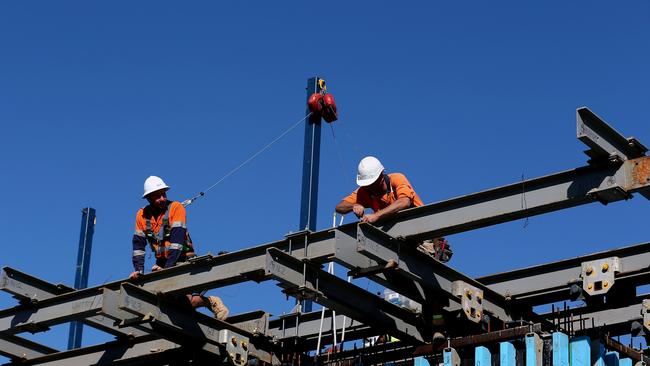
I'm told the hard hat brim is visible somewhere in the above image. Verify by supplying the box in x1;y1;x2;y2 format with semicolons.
356;173;381;187
142;186;170;199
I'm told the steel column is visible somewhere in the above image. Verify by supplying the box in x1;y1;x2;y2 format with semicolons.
299;76;325;312
68;207;96;350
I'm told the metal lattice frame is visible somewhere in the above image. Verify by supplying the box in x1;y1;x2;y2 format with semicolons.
1;107;649;365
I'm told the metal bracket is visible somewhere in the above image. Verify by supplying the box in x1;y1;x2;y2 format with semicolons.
347;259;398;279
642;299;650;334
443;347;460;366
282;286;322;302
452;281;483;323
588;185;631;205
581;257;620;296
219;329;249;366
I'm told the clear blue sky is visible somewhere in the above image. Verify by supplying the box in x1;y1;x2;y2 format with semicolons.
1;1;649;359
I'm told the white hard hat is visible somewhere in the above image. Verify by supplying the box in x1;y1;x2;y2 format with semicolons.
142;176;170;198
356;156;384;187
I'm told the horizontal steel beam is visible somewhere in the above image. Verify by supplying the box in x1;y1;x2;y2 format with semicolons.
380;156;650;242
101;285;241;362
269;309;373;351
0;268;149;339
12;335;183;366
540;296;649;336
0;334;57;361
350;223;515;321
265;247;427;343
0;287;104;336
478;241;650;305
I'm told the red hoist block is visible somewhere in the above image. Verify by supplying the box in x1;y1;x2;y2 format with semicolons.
307;93;324;114
321;93;338;123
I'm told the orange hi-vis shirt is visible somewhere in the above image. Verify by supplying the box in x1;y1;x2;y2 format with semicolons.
132;201;193;272
343;173;423;213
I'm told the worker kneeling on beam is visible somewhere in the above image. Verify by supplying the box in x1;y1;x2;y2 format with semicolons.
336;157;451;343
129;176;229;320
335;156;453;263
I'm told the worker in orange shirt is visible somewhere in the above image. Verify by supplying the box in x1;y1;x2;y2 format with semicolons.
335;156;452;262
336;157;450;343
129;176;229;320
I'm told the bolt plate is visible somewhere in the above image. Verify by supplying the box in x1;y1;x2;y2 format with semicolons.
581;257;620;296
452;281;483;323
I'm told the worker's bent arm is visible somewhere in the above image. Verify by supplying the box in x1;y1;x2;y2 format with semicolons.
132;233;147;272
375;197;411;221
164;226;185;268
335;200;355;214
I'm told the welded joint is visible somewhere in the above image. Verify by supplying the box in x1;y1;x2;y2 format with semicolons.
218;329;249;366
451;281;483;323
581;257;620;296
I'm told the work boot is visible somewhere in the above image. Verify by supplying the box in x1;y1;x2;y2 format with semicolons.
432;331;446;346
208;296;229;320
417;238;453;263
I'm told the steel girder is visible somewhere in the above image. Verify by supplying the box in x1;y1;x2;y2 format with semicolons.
478;241;650;306
0;107;647;363
0;275;276;364
7;336;183;366
100;284;250;365
265;247;427;343
0;335;57;361
268;309;373;352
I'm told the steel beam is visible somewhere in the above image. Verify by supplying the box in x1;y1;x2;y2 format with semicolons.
540;297;648;336
0;287;104;336
11;336;185;366
478;241;650;305
69;206;96;350
0;334;57;361
0;268;149;339
100;285;246;363
380;156;650;242
268;309;373;351
350;223;515;321
577;107;647;164
265;247;427;343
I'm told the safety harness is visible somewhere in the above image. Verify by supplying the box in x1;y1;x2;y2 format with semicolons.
143;201;193;259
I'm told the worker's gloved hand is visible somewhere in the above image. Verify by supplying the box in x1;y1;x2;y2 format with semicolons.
129;271;141;280
361;213;379;224
151;264;163;272
352;204;365;218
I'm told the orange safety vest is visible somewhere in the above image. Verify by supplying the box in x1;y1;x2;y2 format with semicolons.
141;201;195;259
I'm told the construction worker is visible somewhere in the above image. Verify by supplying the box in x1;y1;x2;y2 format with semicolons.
335;156;452;262
337;157;449;343
129;176;229;320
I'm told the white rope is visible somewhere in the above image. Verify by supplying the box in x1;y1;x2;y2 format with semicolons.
182;112;312;207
